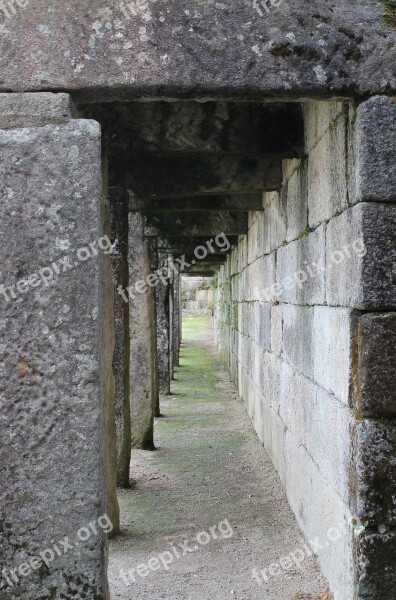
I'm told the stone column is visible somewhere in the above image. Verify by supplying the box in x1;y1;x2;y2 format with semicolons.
128;212;156;449
148;237;160;416
172;267;182;369
0;94;115;598
109;187;131;487
156;252;171;395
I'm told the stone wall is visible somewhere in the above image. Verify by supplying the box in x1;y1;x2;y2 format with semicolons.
214;97;396;600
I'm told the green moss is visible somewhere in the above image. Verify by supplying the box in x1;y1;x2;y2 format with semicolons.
381;0;396;28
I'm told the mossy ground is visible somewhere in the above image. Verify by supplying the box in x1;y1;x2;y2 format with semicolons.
108;317;330;599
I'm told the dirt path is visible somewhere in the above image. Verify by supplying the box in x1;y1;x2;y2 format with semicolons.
108;317;330;600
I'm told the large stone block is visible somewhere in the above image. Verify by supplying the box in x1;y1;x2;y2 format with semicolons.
0;119;113;598
351;96;396;204
284;429;355;600
285;158;308;242
1;2;395;99
356;532;396;600
353;420;396;527
353;312;396;417
307;107;348;228
0;92;76;129
326;203;396;309
276;225;326;305
282;305;314;379
312;307;355;405
279;364;352;503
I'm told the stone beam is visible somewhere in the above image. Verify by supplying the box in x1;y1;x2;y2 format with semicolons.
0;3;395;99
110;155;282;197
145;212;248;237
83;101;304;158
129;193;263;212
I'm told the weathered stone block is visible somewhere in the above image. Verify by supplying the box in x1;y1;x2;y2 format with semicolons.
353;312;396;417
326;203;396;309
303;100;346;152
285;158;308;242
276;225;325;305
354;420;396;527
356;532;396;600
351;96;396;204
0;119;113;598
312;307;354;405
307;107;348;228
254;302;271;350
282;305;314;379
0;92;76;129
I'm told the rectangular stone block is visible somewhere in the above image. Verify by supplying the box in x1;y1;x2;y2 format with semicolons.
282;305;314;379
0;92;76;129
303;100;346;152
312;307;355;405
271;304;283;357
356;532;396;600
248;253;276;302
285;158;308;242
254;302;271;350
326;203;396;309
353;312;396;417
284;429;355;600
0;120;112;598
279;364;352;503
307;108;348;228
351;96;396;204
263;188;287;253
276;225;325;305
353;420;396;527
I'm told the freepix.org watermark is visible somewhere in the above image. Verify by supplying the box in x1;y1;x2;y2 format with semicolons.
0;0;30;20
0;235;113;304
0;514;113;590
119;519;234;586
117;233;231;303
256;238;367;302
252;517;366;586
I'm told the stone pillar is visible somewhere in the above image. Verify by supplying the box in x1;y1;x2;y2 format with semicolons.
0;94;115;598
156;252;171;396
172;267;181;369
148;237;160;416
109;187;131;487
128;212;156;449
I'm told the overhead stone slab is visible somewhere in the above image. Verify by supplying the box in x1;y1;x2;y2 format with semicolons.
129;194;264;212
111;155;282;197
82;101;304;157
0;1;395;99
145;212;248;237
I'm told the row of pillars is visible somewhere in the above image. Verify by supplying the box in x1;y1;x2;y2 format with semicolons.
110;187;182;489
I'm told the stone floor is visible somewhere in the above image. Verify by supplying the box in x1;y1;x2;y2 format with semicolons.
108;317;331;600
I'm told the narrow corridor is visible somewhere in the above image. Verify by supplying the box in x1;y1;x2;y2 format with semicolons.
108;317;329;600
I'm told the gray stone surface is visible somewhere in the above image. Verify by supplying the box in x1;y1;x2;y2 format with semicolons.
109;187;131;487
353;312;396;417
0;1;395;99
326;203;396;309
0;92;76;129
128;212;157;449
354;420;396;527
357;532;396;599
144;212;248;237
351;96;396;203
156;255;171;396
0;120;112;598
